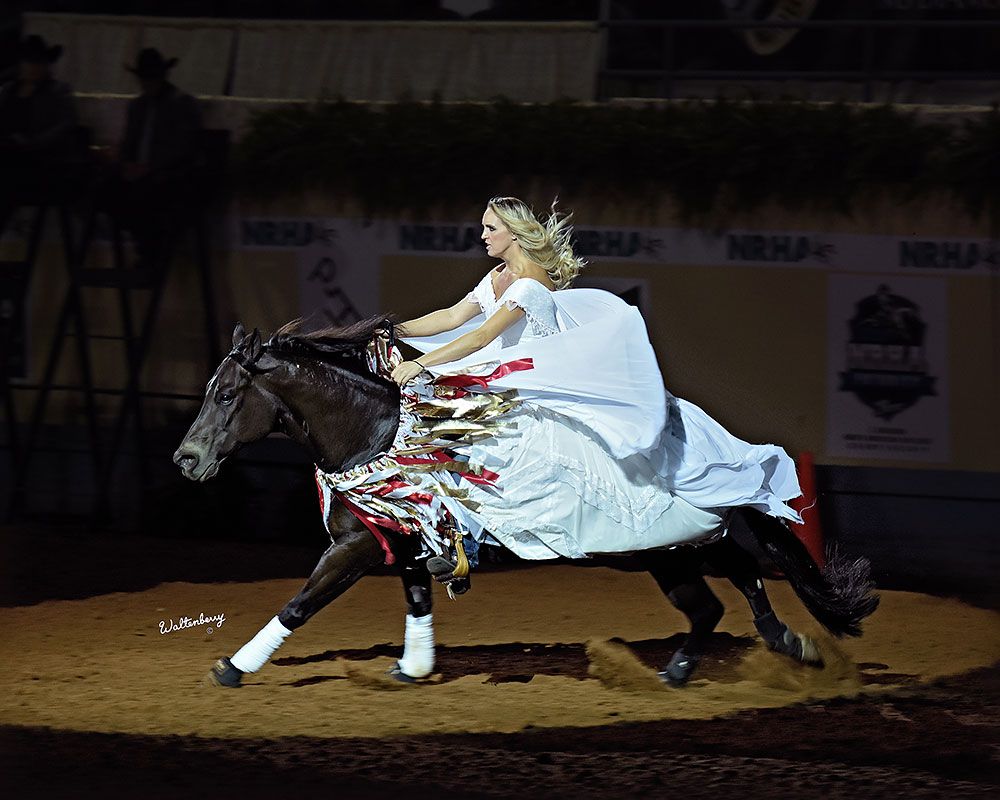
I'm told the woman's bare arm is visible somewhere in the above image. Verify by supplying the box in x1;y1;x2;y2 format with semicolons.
415;305;523;368
391;304;524;384
395;296;481;338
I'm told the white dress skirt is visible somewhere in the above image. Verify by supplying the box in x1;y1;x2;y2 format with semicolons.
400;270;802;561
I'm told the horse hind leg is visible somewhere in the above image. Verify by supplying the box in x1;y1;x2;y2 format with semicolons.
709;534;823;667
661;578;726;685
641;550;724;686
738;507;879;638
753;608;823;666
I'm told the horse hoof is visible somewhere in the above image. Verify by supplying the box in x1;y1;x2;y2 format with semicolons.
387;662;432;684
206;656;244;688
772;629;824;668
658;650;700;687
795;634;824;667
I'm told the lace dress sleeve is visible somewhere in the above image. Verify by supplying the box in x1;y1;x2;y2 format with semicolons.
466;272;495;313
499;279;559;336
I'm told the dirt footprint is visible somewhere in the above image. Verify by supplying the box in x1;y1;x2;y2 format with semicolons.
343;656;443;690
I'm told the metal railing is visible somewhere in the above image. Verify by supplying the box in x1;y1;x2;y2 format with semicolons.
596;3;1000;101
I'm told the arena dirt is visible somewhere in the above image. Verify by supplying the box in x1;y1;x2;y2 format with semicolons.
1;527;997;798
0;567;996;739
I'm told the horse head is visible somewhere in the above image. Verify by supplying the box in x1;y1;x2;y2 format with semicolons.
174;323;286;481
174;319;400;482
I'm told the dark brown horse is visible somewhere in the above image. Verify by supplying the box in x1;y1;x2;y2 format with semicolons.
174;321;878;688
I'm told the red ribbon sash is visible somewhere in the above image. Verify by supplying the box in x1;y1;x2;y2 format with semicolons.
317;355;527;566
434;358;534;390
374;479;435;504
335;492;400;565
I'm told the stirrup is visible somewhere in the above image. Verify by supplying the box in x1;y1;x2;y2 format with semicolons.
426;556;471;596
428;532;471;596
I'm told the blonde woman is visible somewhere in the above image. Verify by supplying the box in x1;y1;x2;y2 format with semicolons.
390;196;581;385
387;196;803;568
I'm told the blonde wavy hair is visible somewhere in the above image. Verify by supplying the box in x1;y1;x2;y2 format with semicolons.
487;196;585;290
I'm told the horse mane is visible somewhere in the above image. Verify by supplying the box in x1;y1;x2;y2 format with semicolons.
263;316;392;364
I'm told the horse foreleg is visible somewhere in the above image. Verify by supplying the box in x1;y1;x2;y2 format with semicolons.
708;534;823;667
389;537;436;682
208;516;384;688
640;549;724;686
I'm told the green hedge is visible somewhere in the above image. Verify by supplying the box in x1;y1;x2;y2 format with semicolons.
234;99;1000;224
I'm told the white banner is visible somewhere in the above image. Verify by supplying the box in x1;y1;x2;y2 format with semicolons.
235;216;383;324
232;214;992;333
826;275;950;462
389;221;999;276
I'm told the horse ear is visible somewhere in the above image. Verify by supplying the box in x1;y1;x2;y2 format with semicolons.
247;328;262;361
232;323;245;348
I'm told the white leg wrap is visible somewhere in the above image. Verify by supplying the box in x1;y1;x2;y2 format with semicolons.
230;616;293;673
396;613;435;678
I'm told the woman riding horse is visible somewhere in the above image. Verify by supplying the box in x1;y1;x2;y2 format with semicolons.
387;196;805;562
175;197;877;688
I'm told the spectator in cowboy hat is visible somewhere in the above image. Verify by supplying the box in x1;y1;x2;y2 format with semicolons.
0;33;78;228
101;47;201;266
119;47;201;184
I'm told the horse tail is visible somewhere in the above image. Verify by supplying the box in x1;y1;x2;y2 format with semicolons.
738;508;880;638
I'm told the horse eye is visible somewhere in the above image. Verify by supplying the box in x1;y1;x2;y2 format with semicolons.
217;391;235;405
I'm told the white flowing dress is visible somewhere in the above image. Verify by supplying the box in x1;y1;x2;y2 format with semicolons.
399;271;803;561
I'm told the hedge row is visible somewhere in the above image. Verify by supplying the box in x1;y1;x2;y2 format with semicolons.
234;99;1000;223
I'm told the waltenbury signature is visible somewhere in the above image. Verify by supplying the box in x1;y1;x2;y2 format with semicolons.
159;612;226;635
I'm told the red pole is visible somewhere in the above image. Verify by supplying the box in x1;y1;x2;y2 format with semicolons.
790;451;825;568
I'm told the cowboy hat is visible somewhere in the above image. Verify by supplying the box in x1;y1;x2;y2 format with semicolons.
19;34;63;64
125;48;178;79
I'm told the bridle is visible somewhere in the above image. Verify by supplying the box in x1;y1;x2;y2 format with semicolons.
223;320;399;472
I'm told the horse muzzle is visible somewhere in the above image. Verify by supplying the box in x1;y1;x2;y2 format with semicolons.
173;446;222;482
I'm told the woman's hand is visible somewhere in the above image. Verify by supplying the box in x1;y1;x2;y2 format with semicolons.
377;323;402;341
391;360;426;386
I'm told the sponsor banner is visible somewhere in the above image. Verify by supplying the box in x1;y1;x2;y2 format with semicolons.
236;216;328;250
391;220;998;276
392;222;665;260
826;275;950;462
296;221;384;326
236;216;383;323
234;214;994;325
